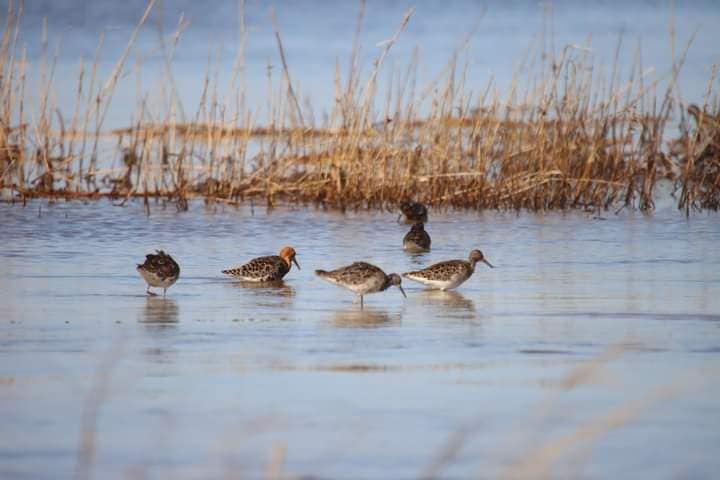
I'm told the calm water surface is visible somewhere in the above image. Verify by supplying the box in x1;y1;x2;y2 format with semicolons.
1;200;719;479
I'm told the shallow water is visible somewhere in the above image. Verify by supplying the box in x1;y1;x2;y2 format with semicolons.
1;200;719;479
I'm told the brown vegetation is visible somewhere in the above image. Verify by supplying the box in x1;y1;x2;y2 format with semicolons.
1;0;718;214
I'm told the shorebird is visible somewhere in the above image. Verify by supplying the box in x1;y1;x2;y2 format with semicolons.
222;246;300;282
403;249;493;291
403;222;431;252
315;262;406;309
397;201;428;224
137;250;180;297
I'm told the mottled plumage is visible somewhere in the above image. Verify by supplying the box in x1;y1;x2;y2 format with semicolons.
222;246;300;282
398;201;428;224
403;222;431;252
315;261;406;309
137;250;180;296
403;249;493;290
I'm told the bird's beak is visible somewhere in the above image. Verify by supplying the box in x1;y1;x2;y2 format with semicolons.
293;257;301;270
483;259;494;268
398;284;407;298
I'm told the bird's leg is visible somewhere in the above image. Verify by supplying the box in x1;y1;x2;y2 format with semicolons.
360;295;364;310
146;287;157;296
163;288;167;298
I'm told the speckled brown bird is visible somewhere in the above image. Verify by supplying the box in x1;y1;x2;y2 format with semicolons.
397;201;428;224
403;249;493;290
222;246;300;282
315;261;406;309
403;222;431;252
137;250;180;296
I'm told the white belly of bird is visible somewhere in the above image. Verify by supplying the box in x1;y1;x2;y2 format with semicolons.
403;241;427;252
139;269;177;288
351;283;378;295
236;275;269;282
328;277;383;295
406;273;467;291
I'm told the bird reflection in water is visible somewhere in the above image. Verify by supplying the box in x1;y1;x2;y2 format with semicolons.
405;249;431;265
227;280;296;309
140;297;179;362
331;308;401;328
231;280;295;296
420;290;478;320
141;297;179;325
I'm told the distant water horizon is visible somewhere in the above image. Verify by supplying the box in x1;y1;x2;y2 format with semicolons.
6;0;720;128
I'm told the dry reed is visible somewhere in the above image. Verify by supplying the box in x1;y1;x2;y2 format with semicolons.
1;0;718;215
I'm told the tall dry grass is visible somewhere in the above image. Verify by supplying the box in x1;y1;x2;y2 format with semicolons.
0;0;718;214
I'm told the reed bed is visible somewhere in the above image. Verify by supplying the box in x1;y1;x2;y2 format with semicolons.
1;0;718;214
